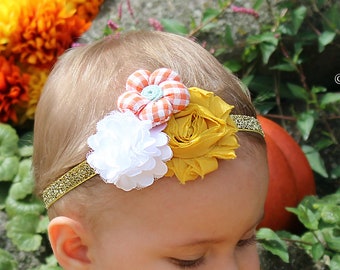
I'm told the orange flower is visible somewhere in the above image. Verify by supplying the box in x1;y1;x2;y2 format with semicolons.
9;0;90;68
70;0;104;22
0;56;30;123
26;67;49;119
0;0;22;51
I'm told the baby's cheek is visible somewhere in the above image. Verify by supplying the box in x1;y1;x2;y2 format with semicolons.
235;244;260;270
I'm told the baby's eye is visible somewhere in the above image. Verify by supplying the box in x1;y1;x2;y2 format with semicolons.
237;234;257;248
170;256;205;269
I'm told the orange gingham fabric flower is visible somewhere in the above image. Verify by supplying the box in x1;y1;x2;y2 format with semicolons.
118;68;190;126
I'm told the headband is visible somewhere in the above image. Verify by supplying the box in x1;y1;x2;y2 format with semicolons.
42;68;264;208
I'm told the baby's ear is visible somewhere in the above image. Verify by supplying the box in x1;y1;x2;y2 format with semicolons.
48;217;91;269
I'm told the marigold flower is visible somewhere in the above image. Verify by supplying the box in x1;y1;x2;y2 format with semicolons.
9;0;90;68
0;56;29;123
0;0;22;51
25;68;49;119
69;0;104;22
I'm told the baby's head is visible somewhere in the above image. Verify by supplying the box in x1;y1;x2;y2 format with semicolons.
33;31;268;269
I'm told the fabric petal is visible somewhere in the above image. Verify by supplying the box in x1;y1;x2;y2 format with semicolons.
149;68;181;85
126;69;151;92
117;91;149;114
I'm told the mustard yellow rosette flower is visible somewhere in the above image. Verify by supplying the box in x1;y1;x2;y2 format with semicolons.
164;87;239;183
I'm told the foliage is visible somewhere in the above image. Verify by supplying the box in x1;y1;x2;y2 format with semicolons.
258;189;340;269
0;123;59;269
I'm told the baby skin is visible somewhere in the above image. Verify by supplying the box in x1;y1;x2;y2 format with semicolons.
48;143;268;269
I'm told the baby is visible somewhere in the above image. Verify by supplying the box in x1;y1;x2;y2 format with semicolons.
33;31;268;269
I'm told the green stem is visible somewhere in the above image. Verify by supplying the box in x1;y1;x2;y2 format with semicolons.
187;0;233;37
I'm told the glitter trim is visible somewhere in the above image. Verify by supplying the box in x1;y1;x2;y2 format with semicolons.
42;161;97;208
230;115;265;137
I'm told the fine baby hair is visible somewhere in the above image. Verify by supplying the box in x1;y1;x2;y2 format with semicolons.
33;30;268;269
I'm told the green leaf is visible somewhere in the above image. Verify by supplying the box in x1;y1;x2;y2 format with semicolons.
321;92;340;106
0;123;19;156
320;204;340;225
241;75;254;87
253;0;264;10
36;215;49;234
0;248;17;270
324;2;340;31
330;254;340;270
331;166;340;180
286;204;319;230
5;196;45;217
311;86;327;94
286;83;308;100
318;31;336;52
311;242;325;261
259;42;277;64
322;227;340;252
291;6;307;34
9;159;34;200
223;60;242;72
247;32;278;44
257;228;289;263
202;8;220;23
247;32;278;64
6;214;43;251
302;145;328;178
160;19;188;35
270;63;296;72
300;231;318;247
297;111;315;140
224;25;234;47
0;156;19;181
243;45;258;63
19;145;33;158
29;255;62;270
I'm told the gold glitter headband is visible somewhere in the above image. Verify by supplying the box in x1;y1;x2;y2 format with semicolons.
42;114;264;208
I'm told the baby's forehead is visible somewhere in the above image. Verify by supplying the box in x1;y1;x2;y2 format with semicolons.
93;155;267;224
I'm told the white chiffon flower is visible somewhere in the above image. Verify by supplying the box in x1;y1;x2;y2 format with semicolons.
86;110;172;191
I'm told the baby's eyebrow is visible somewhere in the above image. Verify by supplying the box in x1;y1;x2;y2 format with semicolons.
171;212;265;248
172;236;225;248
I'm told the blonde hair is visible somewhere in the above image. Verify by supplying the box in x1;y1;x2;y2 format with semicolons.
33;31;262;216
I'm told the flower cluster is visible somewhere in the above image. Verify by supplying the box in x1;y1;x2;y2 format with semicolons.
0;0;103;124
88;68;240;190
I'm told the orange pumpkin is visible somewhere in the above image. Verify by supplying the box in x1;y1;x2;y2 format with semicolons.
257;115;316;231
